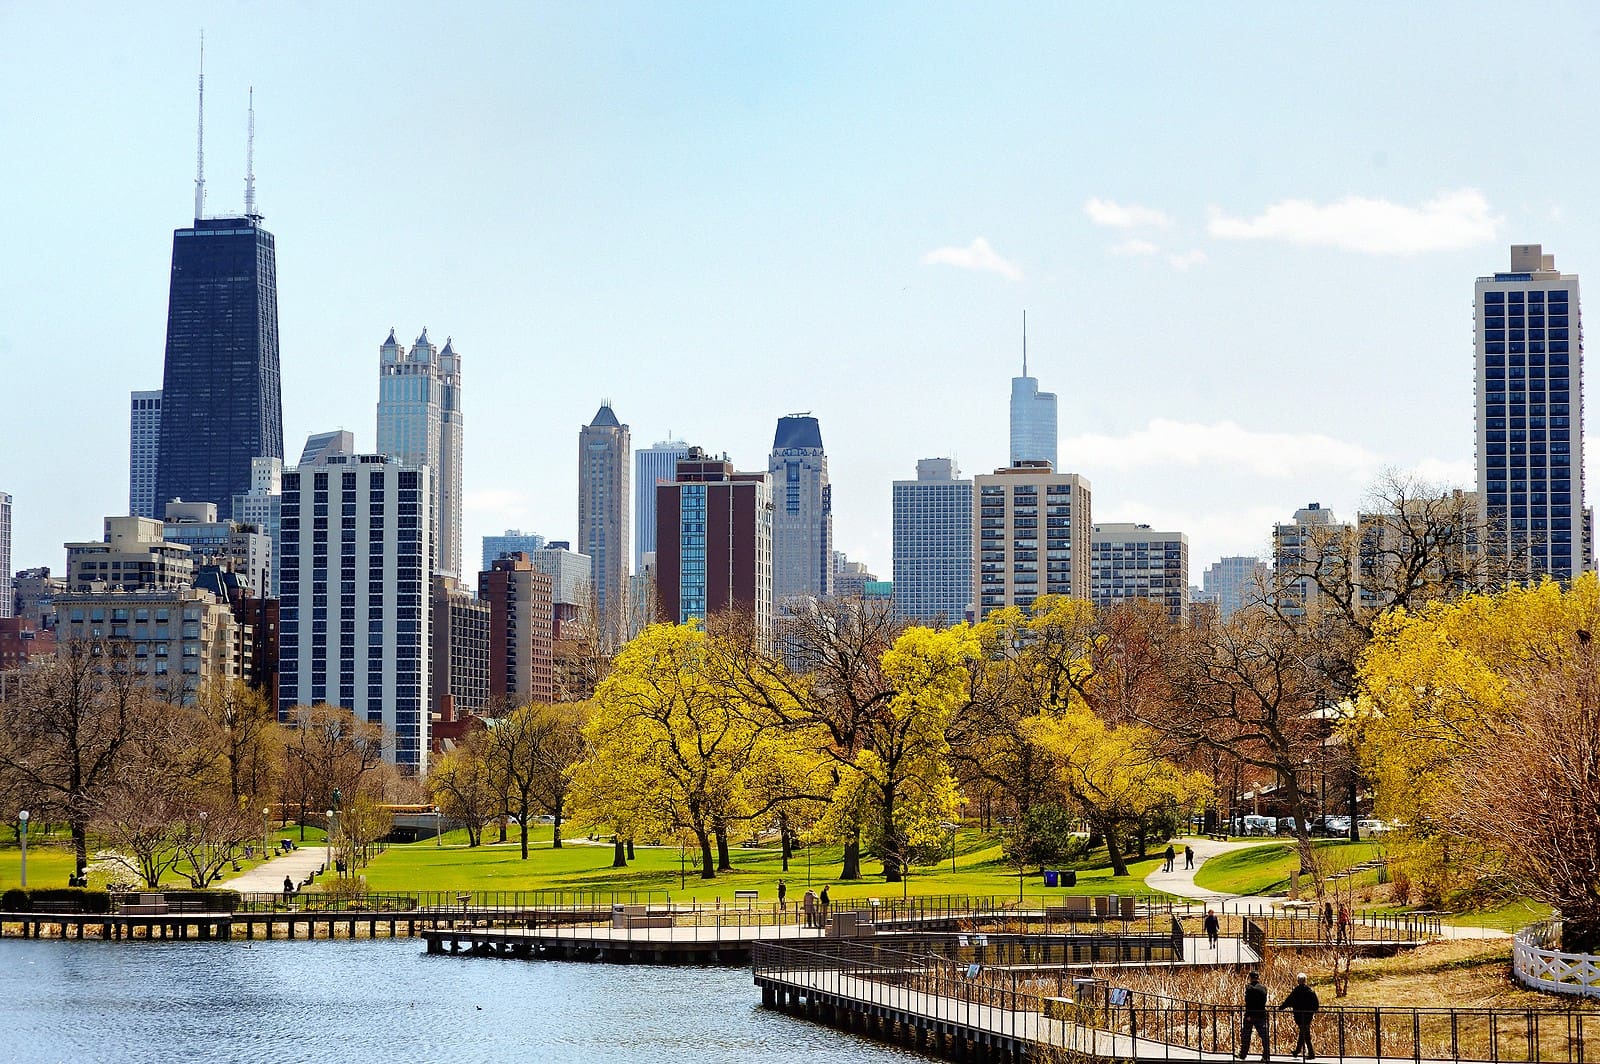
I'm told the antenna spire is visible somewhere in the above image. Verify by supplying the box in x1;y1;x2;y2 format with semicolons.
244;86;256;218
1022;309;1028;376
194;31;206;222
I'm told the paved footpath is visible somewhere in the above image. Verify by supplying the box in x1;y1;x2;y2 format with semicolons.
223;844;329;894
1144;836;1508;940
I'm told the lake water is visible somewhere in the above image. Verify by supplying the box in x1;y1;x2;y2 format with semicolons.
0;938;918;1063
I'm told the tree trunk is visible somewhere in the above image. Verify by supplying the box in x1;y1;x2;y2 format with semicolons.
715;829;732;872
1560;914;1600;954
841;836;862;880
626;838;634;860
780;821;792;872
551;807;562;849
498;817;508;844
613;837;628;868
698;831;716;879
71;821;88;879
1105;824;1130;877
518;797;532;860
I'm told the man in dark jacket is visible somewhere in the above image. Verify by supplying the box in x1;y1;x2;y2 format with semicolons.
1280;972;1319;1059
1204;909;1220;948
1239;970;1269;1061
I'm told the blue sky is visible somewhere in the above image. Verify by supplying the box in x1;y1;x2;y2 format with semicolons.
4;3;1600;583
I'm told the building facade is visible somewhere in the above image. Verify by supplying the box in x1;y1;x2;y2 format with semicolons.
769;415;833;603
431;575;489;722
1272;503;1352;618
11;567;64;631
0;617;55;673
1009;357;1058;469
155;215;283;513
128;390;162;518
163;500;271;597
479;553;554;707
231;456;283;596
654;449;773;637
973;463;1091;619
377;328;464;579
1198;556;1271;620
278;454;431;775
65;516;194;593
1089;523;1190;623
635;438;690;570
891;458;974;624
1476;244;1586;580
482;530;544;577
52;587;246;700
0;491;10;618
531;541;593;640
578;404;630;643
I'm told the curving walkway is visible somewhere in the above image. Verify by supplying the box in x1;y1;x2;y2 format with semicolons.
224;844;329;894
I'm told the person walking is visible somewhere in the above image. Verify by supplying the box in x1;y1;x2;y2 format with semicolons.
819;885;831;928
777;879;787;911
1279;972;1320;1059
1321;902;1334;943
1184;846;1195;870
1204;909;1221;949
1164;844;1176;872
802;889;818;930
1336;903;1351;945
1239;970;1269;1061
282;875;294;901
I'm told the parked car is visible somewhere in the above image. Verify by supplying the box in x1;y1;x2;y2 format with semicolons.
1357;818;1389;837
1240;814;1277;836
1324;816;1352;835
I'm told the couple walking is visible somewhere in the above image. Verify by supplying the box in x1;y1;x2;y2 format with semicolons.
1162;844;1195;873
1239;970;1321;1061
800;885;831;929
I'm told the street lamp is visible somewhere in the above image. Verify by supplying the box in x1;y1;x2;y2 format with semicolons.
434;806;442;847
326;809;335;877
17;810;28;889
263;806;271;859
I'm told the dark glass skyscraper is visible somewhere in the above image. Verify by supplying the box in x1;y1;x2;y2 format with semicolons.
155;215;283;513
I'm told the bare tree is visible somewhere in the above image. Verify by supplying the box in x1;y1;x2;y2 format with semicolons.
280;704;385;832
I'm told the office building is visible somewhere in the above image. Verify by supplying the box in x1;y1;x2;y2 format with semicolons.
635;437;691;570
232;457;283;596
1198;556;1271;620
0;617;55;673
578;403;629;642
0;491;9;618
892;458;974;624
1089;523;1190;623
1272;503;1353;618
299;430;356;467
377;328;464;579
431;576;489;721
279;454;431;775
482;530;545;576
129;390;162;518
52;587;247;700
1476;244;1586;580
12;568;65;631
533;541;593;640
655;449;773;637
1009;328;1058;468
162;500;271;597
65;516;194;593
479;553;554;707
832;554;876;600
769;415;833;603
154;210;283;513
974;462;1090;619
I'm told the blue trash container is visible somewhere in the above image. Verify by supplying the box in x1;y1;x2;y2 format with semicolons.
1044;870;1060;887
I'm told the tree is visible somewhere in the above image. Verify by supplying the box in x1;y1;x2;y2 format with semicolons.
1358;575;1600;949
333;791;394;876
194;678;279;806
528;702;589;849
279;704;386;833
483;702;591;859
428;735;501;847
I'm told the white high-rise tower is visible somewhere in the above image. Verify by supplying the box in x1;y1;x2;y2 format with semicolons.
635;437;690;570
769;415;833;603
377;328;464;579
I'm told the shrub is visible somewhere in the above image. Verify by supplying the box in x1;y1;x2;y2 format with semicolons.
2;888;29;911
27;888;112;914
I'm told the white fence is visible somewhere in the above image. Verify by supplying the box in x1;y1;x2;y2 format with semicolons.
1512;920;1600;999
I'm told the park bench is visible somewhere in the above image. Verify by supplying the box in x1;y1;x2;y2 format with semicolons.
32;901;83;914
118;893;170;916
1046;897;1095;919
826;911;874;939
732;890;760;907
610;904;673;930
167;899;212;914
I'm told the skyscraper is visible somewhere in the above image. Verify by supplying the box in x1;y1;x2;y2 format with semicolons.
231;457;283;597
1089;523;1189;624
0;491;11;618
479;553;555;707
377;328;464;579
635;437;690;570
482;530;545;576
769;414;833;602
1272;503;1351;619
578;403;629;643
1198;556;1271;620
973;462;1090;619
129;390;162;518
278;454;431;774
1009;320;1058;468
655;449;773;638
1476;244;1586;580
891;458;974;624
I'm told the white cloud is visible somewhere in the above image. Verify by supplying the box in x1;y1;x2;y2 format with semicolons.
1084;197;1172;229
1166;249;1207;271
1207;188;1498;255
919;237;1023;282
1068;419;1382;481
1411;456;1475;487
1109;238;1159;257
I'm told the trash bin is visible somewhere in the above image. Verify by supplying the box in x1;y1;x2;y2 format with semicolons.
1063;870;1077;887
1044;870;1059;888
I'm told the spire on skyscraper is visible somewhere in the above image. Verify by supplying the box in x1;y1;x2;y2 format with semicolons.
1022;309;1028;377
194;31;206;222
244;86;257;218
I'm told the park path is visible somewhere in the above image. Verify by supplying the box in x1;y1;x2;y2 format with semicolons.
223;843;328;894
1143;836;1509;940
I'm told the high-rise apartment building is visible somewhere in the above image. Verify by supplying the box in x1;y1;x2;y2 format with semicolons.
1198;556;1270;620
279;454;431;775
154;212;283;513
1476;244;1586;580
578;404;630;642
52;586;248;700
479;553;555;707
11;568;65;631
769;415;833;603
635;437;690;570
974;463;1090;619
65;516;195;593
231;457;283;596
1089;523;1189;623
129;390;162;518
1272;503;1352;618
892;458;974;624
0;492;10;618
1009;336;1058;469
655;449;773;637
163;500;271;598
377;329;464;579
531;541;592;639
431;575;489;721
482;530;545;576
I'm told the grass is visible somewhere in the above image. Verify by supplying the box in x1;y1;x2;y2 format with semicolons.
1194;840;1382;896
348;827;1171;902
0;825;329;891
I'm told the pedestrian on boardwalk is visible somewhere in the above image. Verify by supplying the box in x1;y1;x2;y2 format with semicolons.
282;875;294;900
777;879;787;911
819;885;831;927
1204;909;1220;949
1164;844;1176;872
1184;846;1195;870
1279;972;1320;1059
1336;903;1351;945
1238;970;1269;1062
802;889;818;929
1321;902;1334;943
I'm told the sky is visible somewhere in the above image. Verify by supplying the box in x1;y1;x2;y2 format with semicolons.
5;2;1600;587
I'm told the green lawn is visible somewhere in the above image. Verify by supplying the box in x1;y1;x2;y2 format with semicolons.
348;827;1170;903
1194;840;1382;896
1;825;330;891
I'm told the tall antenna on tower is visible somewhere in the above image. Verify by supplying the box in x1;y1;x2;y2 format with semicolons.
194;31;206;222
1022;309;1028;376
244;86;256;218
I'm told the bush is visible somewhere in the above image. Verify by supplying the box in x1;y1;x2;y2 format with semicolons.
26;888;112;914
1;888;29;911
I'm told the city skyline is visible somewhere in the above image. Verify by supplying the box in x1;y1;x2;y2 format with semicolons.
7;6;1600;581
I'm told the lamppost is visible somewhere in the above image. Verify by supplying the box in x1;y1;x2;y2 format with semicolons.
263;806;271;859
941;821;959;873
17;810;28;888
326;809;335;877
434;806;442;847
